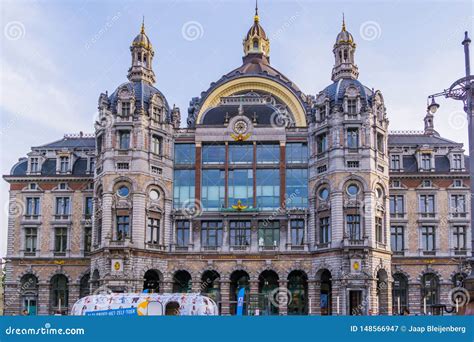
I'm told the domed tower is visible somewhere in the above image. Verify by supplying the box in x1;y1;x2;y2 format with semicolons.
242;4;270;60
91;22;175;292
309;18;391;315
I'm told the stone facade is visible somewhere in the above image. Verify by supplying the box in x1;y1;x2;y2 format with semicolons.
2;11;471;316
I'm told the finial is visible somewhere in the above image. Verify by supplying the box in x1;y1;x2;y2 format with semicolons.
141;16;145;34
342;13;346;31
254;0;259;22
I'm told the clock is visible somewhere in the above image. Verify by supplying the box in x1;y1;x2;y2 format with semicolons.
233;120;248;134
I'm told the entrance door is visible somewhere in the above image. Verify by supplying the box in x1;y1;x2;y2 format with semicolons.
349;291;362;315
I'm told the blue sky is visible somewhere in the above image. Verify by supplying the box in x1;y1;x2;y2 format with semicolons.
0;0;472;258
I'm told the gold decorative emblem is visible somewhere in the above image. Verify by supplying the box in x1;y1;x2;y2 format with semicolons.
231;200;248;211
114;261;121;271
230;132;251;142
54;260;65;265
353;261;360;271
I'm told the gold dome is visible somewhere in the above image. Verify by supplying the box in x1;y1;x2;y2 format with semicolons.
132;22;153;50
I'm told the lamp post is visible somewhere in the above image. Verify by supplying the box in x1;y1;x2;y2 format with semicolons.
428;31;474;300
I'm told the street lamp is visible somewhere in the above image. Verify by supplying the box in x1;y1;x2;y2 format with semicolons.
428;31;474;307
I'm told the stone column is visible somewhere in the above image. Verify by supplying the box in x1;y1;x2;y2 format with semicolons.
192;280;202;294
308;280;317;315
278;279;288;315
249;280;259;316
222;219;229;252
408;281;421;315
68;284;80;315
331;280;342;315
38;281;50;315
220;280;231;316
162;279;173;294
313;280;321;315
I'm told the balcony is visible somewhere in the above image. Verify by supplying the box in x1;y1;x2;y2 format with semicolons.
390;212;405;219
343;237;367;247
201;246;221;252
454;249;467;256
53;214;71;222
146;243;165;251
289;245;305;251
259;245;279;252
419;212;436;219
449;212;468;219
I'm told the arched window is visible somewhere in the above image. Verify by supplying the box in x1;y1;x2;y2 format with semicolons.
320;270;332;315
452;273;467;288
201;270;220;310
79;273;90;298
253;39;259;49
421;273;439;314
259;270;279;315
287;271;308;315
50;274;68;315
230;270;250;315
392;273;408;315
143;270;161;293
91;270;100;293
20;274;38;315
172;270;191;293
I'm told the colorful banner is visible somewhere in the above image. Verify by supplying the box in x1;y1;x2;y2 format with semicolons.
236;288;245;316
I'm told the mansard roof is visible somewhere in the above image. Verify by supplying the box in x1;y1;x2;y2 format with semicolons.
321;78;373;105
34;135;95;150
388;132;461;147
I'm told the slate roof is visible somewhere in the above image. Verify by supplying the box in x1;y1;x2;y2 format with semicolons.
321;78;374;105
388;134;460;146
35;137;95;149
108;80;171;121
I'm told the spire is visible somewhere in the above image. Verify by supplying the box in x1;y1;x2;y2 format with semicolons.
243;1;270;59
254;0;259;22
331;16;359;81
128;20;156;84
424;98;439;136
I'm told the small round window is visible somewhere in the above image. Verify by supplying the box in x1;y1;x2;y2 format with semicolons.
149;189;160;200
319;188;329;201
117;185;130;197
347;184;359;196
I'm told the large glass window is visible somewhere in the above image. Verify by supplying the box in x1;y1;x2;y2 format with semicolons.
59;157;69;172
453;154;462;170
174;144;195;165
258;221;280;247
84;197;93;217
390;155;401;170
84;227;92;253
390;226;404;252
228;169;253;207
291;220;304;245
230;221;251;246
346;214;361;240
421;273;439;313
116;215;130;240
173;170;195;208
285;169;308;208
202;170;225;210
316;133;327;154
256;144;279;164
176;220;190;247
421;153;431;170
202;145;225;165
201;221;223;247
450;195;466;216
151;135;162;155
229;144;253;164
50;275;68;314
375;216;384;243
286;143;308;164
256;169;280;209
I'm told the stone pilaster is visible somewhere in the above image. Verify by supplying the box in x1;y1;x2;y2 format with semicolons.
278;279;288;315
220;280;230;316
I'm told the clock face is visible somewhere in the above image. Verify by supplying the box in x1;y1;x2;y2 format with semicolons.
233;120;248;134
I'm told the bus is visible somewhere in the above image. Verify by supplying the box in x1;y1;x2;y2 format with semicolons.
71;293;219;316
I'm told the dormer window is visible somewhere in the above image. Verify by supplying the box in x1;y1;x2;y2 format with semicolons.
121;102;131;116
390;155;401;171
29;183;37;190
253;39;259;49
152;106;161;122
347;99;357;115
453;179;463;188
30;157;39;173
59;183;67;190
422;179;432;188
59;156;69;173
453;154;462;170
89;158;95;173
421;153;431;170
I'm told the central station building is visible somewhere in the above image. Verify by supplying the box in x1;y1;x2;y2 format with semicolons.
3;7;471;316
